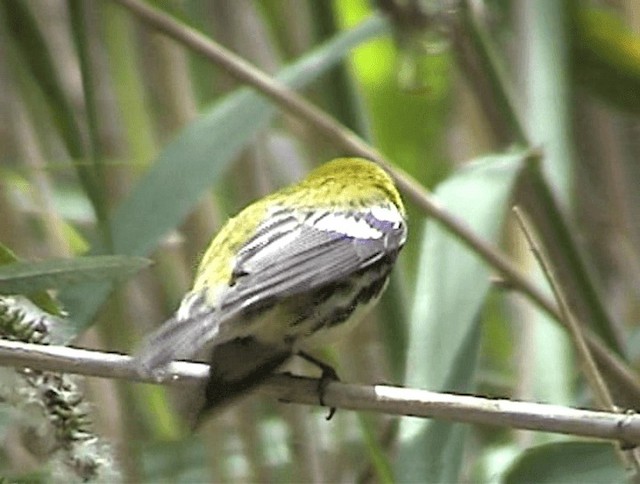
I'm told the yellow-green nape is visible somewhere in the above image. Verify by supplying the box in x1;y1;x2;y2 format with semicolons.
305;157;386;179
302;157;404;213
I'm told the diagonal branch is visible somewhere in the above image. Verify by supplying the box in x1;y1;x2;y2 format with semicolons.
0;339;639;445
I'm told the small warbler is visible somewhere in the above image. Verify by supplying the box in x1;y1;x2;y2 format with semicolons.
137;157;407;421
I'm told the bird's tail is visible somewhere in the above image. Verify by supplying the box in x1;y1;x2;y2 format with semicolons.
194;337;291;426
135;293;220;377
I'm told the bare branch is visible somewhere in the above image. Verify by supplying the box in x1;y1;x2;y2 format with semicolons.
514;207;615;410
0;339;639;445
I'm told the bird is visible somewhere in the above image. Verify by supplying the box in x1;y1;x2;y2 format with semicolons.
136;157;407;424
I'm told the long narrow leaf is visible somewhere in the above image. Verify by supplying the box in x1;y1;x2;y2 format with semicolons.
0;256;151;294
504;441;624;483
0;243;61;315
395;152;525;482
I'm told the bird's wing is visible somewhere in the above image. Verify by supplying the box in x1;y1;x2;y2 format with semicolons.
218;206;406;315
136;206;406;376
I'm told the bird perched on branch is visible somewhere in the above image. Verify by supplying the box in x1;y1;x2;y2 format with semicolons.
136;157;407;424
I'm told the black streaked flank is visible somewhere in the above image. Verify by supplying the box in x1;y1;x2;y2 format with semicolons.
326;270;390;329
355;271;389;305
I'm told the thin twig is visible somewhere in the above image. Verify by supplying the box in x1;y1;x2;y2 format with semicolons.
513;207;614;410
514;207;640;474
0;339;639;445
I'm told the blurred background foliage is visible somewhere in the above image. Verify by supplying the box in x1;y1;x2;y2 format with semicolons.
0;0;640;482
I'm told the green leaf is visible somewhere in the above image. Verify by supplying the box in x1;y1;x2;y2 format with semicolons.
571;4;640;113
396;320;481;483
358;413;394;483
60;14;391;329
504;441;626;484
0;244;18;266
0;255;151;294
0;242;62;315
394;152;526;482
